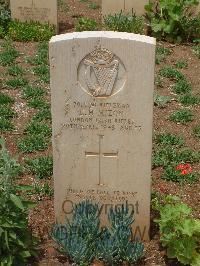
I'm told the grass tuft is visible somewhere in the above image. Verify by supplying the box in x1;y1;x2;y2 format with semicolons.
32;108;52;122
156;46;171;64
169;109;193;124
5;77;28;89
0;117;14;132
0;105;16;118
25;121;51;137
172;80;192;94
27;98;49;110
22;85;45;99
155;133;184;147
0;92;14;105
7;65;23;76
25;156;53;179
193;125;200;139
17;135;49;153
175;59;188;69
178;93;200;106
159;66;185;81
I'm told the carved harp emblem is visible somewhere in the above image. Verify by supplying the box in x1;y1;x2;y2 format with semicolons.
84;48;119;97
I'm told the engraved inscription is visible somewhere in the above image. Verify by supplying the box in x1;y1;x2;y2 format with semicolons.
17;0;51;22
78;48;126;98
62;101;142;133
85;135;118;186
65;188;137;204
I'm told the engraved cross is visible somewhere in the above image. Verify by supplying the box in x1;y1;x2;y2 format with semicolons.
85;135;118;186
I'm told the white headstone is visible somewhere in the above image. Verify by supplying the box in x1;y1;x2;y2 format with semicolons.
50;31;156;241
10;0;58;28
102;0;149;17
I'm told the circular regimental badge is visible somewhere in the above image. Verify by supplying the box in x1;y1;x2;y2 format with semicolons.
78;47;127;98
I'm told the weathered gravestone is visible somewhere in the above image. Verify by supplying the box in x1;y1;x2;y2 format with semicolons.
10;0;58;28
102;0;149;17
50;31;156;241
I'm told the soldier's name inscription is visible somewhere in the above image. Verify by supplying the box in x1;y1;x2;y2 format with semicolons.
64;101;142;132
18;6;50;21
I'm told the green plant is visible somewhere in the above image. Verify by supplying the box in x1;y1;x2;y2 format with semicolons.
52;200;101;265
0;46;19;66
97;204;144;265
25;121;51;137
192;45;200;58
22;85;45;99
153;196;200;265
180;13;200;41
52;201;143;266
8;20;55;42
162;165;197;182
0;3;10;30
0;117;14;132
0;25;5;38
175;59;188;69
5;77;28;89
178;149;200;163
155;132;184;147
179;93;200;106
32;108;52;122
27;98;49;110
33;64;49;75
25;156;53;179
0;91;15;133
58;0;69;13
155;75;164;87
145;0;200;42
7;65;24;76
33;64;50;83
0;105;16;118
88;2;100;10
104;11;144;34
33;182;53;199
17;135;49;153
75;17;99;31
0;138;37;265
154;94;171;108
172;79;192;94
193;125;200;138
153;147;177;167
153;147;199;167
159;66;185;81
169;109;194;124
26;42;49;66
156;46;171;64
0;92;14;105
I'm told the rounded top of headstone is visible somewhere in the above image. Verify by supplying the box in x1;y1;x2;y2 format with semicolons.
50;31;156;45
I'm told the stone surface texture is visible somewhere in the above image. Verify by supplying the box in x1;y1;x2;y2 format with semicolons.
50;31;156;241
102;0;149;17
10;0;57;27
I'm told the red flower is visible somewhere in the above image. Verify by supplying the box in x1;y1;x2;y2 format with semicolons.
181;169;188;175
176;164;185;170
176;163;192;175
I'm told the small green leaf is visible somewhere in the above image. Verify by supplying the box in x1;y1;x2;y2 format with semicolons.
20;250;31;258
15;184;33;191
23;200;37;209
9;231;17;239
10;194;24;210
191;253;200;266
